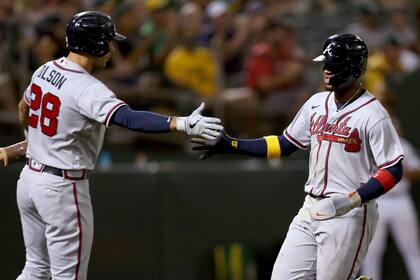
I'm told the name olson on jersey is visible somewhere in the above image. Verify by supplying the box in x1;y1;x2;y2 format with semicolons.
36;65;67;90
310;113;362;152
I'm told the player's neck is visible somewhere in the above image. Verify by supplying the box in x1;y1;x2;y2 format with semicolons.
334;84;362;103
67;52;94;73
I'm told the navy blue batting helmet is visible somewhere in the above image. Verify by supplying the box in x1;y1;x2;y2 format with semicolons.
313;34;368;90
66;11;126;57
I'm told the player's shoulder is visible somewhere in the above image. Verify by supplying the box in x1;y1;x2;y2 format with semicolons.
53;57;110;91
81;77;112;93
302;91;331;107
362;90;390;119
77;76;115;102
357;90;397;132
309;90;331;100
306;91;331;103
31;61;51;78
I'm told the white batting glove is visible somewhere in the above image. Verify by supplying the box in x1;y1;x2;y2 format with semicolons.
176;103;223;140
310;191;362;220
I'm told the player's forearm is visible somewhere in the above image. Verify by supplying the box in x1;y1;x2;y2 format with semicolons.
224;134;298;158
311;162;403;221
356;160;403;203
110;105;172;133
225;137;269;158
18;98;29;129
0;140;28;166
111;103;222;140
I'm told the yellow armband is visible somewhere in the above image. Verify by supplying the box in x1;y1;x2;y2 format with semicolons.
264;135;281;158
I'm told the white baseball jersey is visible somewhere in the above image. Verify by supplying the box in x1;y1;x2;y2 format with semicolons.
284;90;404;196
271;89;402;280
23;57;126;170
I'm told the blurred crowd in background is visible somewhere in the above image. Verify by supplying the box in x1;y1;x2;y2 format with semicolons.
0;0;419;165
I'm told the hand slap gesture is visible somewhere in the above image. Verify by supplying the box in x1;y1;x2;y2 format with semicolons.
176;103;223;140
191;131;237;160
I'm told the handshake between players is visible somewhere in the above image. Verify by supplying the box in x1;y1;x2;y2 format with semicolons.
0;106;379;225
0;102;222;167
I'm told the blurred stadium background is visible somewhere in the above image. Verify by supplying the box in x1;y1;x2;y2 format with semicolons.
1;0;420;279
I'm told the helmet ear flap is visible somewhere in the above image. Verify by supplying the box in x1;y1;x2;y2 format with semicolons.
66;33;110;57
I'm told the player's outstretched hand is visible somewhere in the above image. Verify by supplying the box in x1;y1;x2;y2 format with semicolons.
176;103;223;140
191;131;237;160
310;191;362;220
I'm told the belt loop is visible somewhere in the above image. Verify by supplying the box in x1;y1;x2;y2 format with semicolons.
63;170;86;180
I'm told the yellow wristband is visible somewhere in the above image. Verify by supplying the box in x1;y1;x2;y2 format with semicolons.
264;135;281;158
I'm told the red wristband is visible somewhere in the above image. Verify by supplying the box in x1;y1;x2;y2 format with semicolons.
373;169;396;192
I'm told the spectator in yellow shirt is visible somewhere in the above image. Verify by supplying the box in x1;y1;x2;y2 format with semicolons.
164;2;218;97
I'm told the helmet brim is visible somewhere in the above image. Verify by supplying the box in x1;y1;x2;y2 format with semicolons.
313;54;346;65
313;54;327;62
113;32;126;41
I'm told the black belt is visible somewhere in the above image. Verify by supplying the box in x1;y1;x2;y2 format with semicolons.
307;192;328;199
26;158;88;180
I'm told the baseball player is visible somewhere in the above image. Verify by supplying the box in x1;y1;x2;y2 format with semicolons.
2;11;223;280
193;34;404;279
362;135;420;280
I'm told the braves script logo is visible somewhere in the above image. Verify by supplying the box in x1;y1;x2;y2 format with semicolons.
310;113;361;152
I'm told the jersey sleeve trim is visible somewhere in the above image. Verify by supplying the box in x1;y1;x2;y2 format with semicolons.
104;102;127;127
284;129;308;150
378;154;404;169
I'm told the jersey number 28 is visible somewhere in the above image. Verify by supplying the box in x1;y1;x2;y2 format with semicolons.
28;83;61;137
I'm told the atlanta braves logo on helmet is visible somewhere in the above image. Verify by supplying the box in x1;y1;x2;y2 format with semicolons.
324;43;334;56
